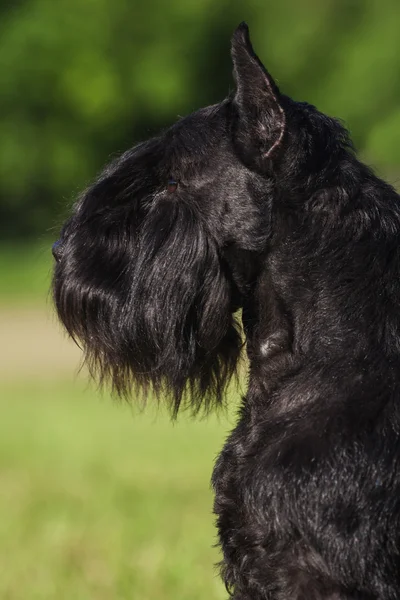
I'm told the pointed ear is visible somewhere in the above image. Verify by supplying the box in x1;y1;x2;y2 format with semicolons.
231;23;286;166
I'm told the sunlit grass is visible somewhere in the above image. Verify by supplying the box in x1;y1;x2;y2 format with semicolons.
0;379;238;599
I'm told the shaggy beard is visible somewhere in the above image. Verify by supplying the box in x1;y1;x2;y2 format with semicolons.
53;198;242;416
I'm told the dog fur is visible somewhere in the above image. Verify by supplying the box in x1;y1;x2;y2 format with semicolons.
53;23;400;599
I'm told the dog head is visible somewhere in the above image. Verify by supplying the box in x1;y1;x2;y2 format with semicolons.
52;23;352;414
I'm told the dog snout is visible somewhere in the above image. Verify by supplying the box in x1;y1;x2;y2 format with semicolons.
52;240;64;262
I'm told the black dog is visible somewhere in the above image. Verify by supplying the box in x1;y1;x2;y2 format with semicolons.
53;23;400;599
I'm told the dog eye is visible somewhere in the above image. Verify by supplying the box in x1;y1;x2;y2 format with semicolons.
167;179;178;193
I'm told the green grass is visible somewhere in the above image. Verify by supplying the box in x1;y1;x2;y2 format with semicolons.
0;379;238;599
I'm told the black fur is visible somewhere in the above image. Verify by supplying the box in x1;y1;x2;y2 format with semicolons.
53;23;400;599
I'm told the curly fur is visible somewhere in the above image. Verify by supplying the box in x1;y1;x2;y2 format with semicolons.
53;22;400;599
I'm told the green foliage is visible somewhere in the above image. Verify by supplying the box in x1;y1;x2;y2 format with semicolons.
1;0;400;238
0;241;52;303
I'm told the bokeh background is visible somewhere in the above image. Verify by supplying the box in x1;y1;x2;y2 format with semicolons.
1;0;400;598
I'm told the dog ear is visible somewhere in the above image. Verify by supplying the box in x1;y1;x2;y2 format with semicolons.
231;22;285;167
79;198;242;417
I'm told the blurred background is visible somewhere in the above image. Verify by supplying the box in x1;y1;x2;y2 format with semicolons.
1;0;400;598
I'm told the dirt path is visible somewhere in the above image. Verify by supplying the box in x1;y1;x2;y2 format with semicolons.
0;306;83;380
